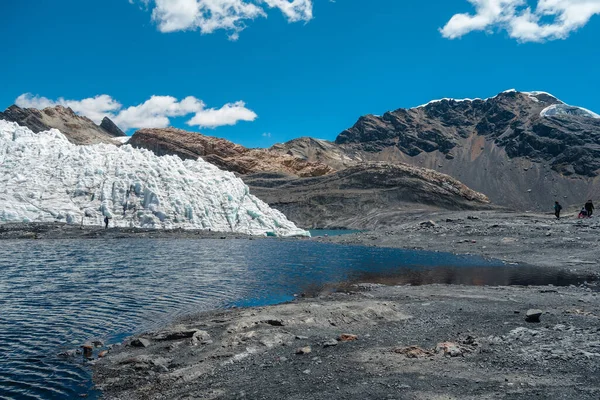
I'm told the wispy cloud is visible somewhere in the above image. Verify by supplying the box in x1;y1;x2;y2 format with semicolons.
441;0;600;42
262;132;271;138
16;93;257;130
132;0;314;40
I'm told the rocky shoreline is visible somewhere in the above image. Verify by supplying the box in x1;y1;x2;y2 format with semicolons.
86;210;600;399
318;210;600;273
92;283;599;399
0;222;266;240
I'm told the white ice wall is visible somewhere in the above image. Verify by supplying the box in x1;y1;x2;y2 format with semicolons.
0;120;308;237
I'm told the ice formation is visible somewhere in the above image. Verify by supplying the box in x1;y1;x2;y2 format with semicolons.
0;120;309;237
540;104;600;119
414;89;561;109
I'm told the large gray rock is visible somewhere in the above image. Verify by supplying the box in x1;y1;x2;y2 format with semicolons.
526;309;543;323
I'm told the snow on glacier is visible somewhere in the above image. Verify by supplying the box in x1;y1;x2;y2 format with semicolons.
0;120;309;236
540;104;600;119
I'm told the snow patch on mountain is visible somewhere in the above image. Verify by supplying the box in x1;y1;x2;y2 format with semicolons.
0;120;308;236
541;104;600;119
414;90;562;109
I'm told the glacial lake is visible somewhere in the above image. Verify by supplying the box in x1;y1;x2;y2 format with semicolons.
0;238;595;399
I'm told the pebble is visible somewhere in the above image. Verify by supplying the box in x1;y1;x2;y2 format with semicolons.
296;346;311;355
338;334;359;342
323;339;338;348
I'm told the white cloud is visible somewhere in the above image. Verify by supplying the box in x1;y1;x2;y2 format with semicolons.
262;132;271;137
133;0;314;40
187;101;258;128
16;94;122;123
15;93;257;131
441;0;600;42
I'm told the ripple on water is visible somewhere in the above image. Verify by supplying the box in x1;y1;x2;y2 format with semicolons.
0;238;595;399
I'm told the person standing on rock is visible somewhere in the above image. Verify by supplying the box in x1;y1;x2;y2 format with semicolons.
585;200;594;217
104;216;110;229
554;201;562;220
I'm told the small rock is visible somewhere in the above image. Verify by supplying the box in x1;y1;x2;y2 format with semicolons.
295;335;309;340
302;369;311;375
467;216;480;220
190;330;211;346
296;346;311;355
81;343;93;358
435;342;463;357
323;339;338;348
525;309;543;323
545;231;552;237
338;334;359;342
131;338;151;348
420;220;436;228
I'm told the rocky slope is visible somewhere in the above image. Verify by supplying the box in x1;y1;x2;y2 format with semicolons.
129;128;334;177
129;128;491;228
273;90;600;211
244;162;490;229
0;104;125;145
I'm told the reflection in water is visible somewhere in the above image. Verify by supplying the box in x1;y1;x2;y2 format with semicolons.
0;238;596;399
345;265;599;288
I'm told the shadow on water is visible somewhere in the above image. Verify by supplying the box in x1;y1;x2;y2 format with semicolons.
343;265;599;288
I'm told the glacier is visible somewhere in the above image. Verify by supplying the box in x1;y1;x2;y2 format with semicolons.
540;104;600;119
0;120;309;237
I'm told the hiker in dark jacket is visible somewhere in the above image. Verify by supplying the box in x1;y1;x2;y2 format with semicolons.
585;200;594;217
554;201;562;220
104;216;109;229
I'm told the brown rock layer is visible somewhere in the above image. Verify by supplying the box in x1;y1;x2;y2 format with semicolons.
129;128;335;177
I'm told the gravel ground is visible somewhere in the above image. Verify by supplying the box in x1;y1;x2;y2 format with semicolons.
92;284;600;400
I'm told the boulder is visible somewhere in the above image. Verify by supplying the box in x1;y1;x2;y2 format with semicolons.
526;309;543;323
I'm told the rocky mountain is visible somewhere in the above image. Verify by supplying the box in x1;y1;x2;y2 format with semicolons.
245;162;490;229
273;90;600;211
0;104;125;145
129;128;335;177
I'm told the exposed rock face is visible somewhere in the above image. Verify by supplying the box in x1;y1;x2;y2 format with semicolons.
129;128;335;177
271;137;356;170
274;91;600;211
99;117;126;137
0;104;125;145
245;162;490;229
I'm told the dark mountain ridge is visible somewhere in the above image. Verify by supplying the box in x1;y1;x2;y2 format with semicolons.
0;104;125;145
274;90;600;211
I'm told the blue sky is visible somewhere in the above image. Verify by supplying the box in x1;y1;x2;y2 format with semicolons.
1;0;599;148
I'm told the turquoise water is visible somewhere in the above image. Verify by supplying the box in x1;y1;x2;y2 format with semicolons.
309;229;362;237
